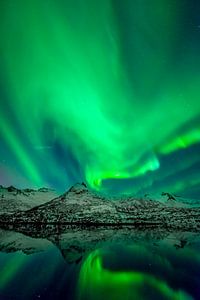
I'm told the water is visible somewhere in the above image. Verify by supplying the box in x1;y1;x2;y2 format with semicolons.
0;226;200;300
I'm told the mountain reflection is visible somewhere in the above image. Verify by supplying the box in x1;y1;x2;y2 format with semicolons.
0;226;199;299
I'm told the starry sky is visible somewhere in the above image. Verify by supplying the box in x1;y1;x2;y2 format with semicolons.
0;0;200;197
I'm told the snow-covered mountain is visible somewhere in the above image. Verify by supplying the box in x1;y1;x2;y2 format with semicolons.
0;183;199;232
0;185;58;215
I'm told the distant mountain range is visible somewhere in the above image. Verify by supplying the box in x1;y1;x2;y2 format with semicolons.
0;185;57;214
0;183;200;232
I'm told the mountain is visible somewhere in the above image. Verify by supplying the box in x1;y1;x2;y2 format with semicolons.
0;185;58;215
0;183;200;232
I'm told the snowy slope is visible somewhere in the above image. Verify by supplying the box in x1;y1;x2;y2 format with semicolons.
0;185;58;215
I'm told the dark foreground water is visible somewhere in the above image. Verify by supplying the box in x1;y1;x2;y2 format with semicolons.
0;227;200;300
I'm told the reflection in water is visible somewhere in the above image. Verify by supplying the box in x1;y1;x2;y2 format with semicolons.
77;244;197;300
0;227;199;299
79;249;176;300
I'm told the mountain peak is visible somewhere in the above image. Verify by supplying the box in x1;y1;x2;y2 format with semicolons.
68;182;88;194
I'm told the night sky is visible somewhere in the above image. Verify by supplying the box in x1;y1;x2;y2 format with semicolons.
0;0;200;198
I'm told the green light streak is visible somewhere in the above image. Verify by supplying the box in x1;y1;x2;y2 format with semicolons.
159;128;200;155
0;110;42;186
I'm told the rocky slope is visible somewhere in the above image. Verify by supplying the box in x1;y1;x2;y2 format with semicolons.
0;183;200;232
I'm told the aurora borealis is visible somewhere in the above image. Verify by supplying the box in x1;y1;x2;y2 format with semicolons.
0;0;200;197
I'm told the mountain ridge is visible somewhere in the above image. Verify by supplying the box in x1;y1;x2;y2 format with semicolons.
0;182;200;232
0;184;58;215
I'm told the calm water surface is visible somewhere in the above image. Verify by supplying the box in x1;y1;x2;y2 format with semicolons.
0;227;199;300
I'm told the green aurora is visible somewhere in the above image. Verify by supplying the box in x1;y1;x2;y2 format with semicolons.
0;0;200;196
